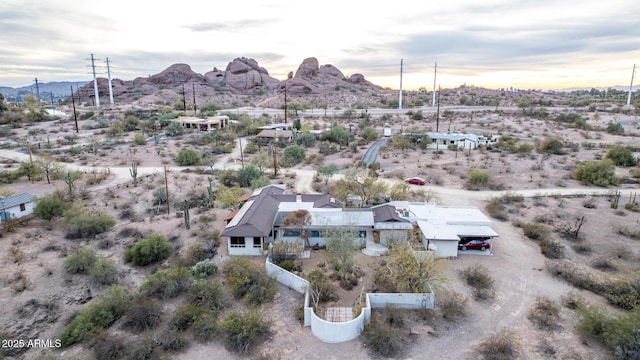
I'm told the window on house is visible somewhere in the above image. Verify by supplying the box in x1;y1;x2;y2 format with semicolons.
230;237;245;248
282;230;301;237
253;237;262;248
20;203;26;212
358;230;367;238
310;230;323;238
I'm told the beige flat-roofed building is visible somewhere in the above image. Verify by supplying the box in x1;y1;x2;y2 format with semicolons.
173;115;230;131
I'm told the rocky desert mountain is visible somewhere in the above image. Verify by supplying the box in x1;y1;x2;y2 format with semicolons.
72;57;388;108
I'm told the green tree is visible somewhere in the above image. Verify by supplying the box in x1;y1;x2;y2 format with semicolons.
280;145;306;167
389;134;412;152
467;168;492;188
281;209;312;246
175;148;201;166
606;145;637;167
317;164;338;185
249;151;271;173
388;182;410;200
325;227;358;280
296;131;316;147
334;169;388;207
216;185;245;210
325;126;351;149
165;121;185;137
236;165;262;187
33;192;67;220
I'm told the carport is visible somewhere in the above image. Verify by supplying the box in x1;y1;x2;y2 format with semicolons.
417;220;499;258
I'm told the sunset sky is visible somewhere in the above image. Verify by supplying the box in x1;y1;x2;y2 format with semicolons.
1;0;639;90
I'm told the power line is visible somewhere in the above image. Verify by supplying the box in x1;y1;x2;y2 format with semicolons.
87;53;101;108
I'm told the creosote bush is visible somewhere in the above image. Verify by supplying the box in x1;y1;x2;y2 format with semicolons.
220;311;271;355
124;232;172;266
62;202;116;239
89;258;118;285
577;305;640;359
64;247;97;274
33;191;67;220
140;266;191;299
175;148;201;166
59;285;131;347
224;257;276;306
361;314;412;358
439;290;468;320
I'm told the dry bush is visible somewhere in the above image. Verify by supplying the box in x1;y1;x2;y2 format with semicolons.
476;329;520;360
121;297;162;332
539;239;565;259
460;264;495;300
522;223;550;240
527;296;561;330
438;290;468;320
561;291;585;310
591;257;618;272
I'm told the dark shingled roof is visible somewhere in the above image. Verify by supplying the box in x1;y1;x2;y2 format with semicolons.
372;204;410;223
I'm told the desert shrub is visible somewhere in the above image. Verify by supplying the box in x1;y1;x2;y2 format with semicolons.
124;232;172;266
528;296;561;330
62;202;116;239
606;145;637;167
460;264;495;300
140;266;191;299
64;247;97;274
606;122;624;135
361;316;409;358
170;303;206;331
307;270;338;307
537;136;565;155
439;290;468;320
485;197;509;220
175;148;201;166
539;239;565;259
160;330;189;352
89;258;118;285
220;311;271;355
466;168;492;189
121;297;162;332
123;338;156;360
33;192;67;220
191;311;219;342
278;259;295;271
577;305;640;358
133;133;147;145
561;291;585;310
224;257;276;306
574;159;619;186
602;280;640;311
59;285;130;347
186;279;227;314
93;334;127;360
476;329;520;360
522;223;549;240
192;259;218;278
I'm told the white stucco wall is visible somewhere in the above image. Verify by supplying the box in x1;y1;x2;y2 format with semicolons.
227;237;263;256
433;240;459;258
5;202;34;220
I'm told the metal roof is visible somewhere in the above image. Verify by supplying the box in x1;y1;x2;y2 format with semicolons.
0;193;33;210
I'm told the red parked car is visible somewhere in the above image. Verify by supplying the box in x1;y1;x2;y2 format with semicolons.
405;177;426;185
458;239;490;251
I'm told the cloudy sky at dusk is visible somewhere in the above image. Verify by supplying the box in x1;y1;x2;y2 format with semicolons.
1;0;639;90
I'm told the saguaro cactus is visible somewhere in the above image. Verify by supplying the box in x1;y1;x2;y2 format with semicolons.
183;202;191;230
207;177;215;207
130;161;138;187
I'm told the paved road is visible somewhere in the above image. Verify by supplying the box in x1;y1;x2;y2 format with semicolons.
361;137;389;166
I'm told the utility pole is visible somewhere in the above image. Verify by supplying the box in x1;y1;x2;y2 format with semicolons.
436;85;441;132
627;64;636;107
164;165;170;215
106;57;114;105
399;59;403;109
34;78;41;104
181;81;186;112
192;81;197;114
284;83;288;124
89;53;100;108
432;62;437;107
239;138;244;168
273;131;278;176
70;85;78;133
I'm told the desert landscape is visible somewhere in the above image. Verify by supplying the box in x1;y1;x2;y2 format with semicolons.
1;60;640;360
